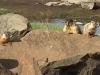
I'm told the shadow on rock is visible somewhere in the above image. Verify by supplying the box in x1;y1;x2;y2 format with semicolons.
93;5;100;10
0;59;19;69
41;52;100;75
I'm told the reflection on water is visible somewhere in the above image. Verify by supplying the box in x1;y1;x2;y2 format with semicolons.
32;19;100;35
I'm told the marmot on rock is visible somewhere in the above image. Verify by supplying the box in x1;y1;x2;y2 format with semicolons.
82;21;99;37
63;19;81;34
0;32;12;45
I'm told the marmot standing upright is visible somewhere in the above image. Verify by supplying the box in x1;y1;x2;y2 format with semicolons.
63;19;81;34
82;21;99;37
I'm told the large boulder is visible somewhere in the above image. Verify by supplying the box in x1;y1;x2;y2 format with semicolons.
81;2;96;9
44;0;96;8
44;1;73;6
61;0;98;4
0;63;17;75
41;52;100;75
0;13;32;42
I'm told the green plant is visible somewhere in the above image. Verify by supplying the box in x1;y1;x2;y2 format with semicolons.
0;8;11;14
31;22;63;31
31;9;63;31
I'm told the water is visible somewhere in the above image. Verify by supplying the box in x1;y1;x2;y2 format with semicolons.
33;19;66;27
31;19;100;35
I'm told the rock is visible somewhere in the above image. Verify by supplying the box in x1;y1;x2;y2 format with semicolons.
44;1;73;6
58;1;73;6
19;53;42;75
41;52;100;75
0;63;17;75
0;13;32;42
61;0;96;4
44;2;59;6
75;22;84;25
44;0;97;7
61;0;82;4
81;2;96;9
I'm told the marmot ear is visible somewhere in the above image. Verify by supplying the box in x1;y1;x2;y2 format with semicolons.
65;22;69;26
97;22;100;27
90;21;95;24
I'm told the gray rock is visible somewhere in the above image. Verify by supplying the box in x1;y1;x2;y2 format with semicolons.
0;63;17;75
0;13;32;42
44;1;73;6
41;52;100;75
44;2;59;6
81;2;96;9
61;0;99;4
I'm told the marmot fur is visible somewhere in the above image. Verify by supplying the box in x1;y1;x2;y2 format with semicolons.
0;32;11;45
63;19;81;34
82;21;99;37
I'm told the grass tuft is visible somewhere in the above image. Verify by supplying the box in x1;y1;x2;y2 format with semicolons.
0;8;11;14
31;22;63;31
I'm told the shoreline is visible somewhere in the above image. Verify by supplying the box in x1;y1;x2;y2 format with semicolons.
0;0;100;22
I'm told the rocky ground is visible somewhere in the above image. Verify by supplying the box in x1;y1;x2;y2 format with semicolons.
0;0;100;75
0;30;100;75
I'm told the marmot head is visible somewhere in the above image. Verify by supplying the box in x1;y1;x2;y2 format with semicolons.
65;19;74;26
1;32;12;39
90;21;99;28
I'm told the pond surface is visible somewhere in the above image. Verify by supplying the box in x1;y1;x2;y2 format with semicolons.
32;19;100;35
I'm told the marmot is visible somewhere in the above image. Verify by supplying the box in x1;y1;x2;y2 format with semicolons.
63;19;81;34
82;21;99;37
0;32;11;45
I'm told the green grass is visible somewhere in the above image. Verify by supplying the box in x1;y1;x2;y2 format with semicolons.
0;8;12;14
31;22;63;31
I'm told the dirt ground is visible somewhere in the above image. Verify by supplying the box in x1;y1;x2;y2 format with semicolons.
0;0;100;21
0;30;100;74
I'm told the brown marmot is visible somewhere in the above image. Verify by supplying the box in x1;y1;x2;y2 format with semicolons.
63;19;81;34
0;32;11;45
82;21;99;37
